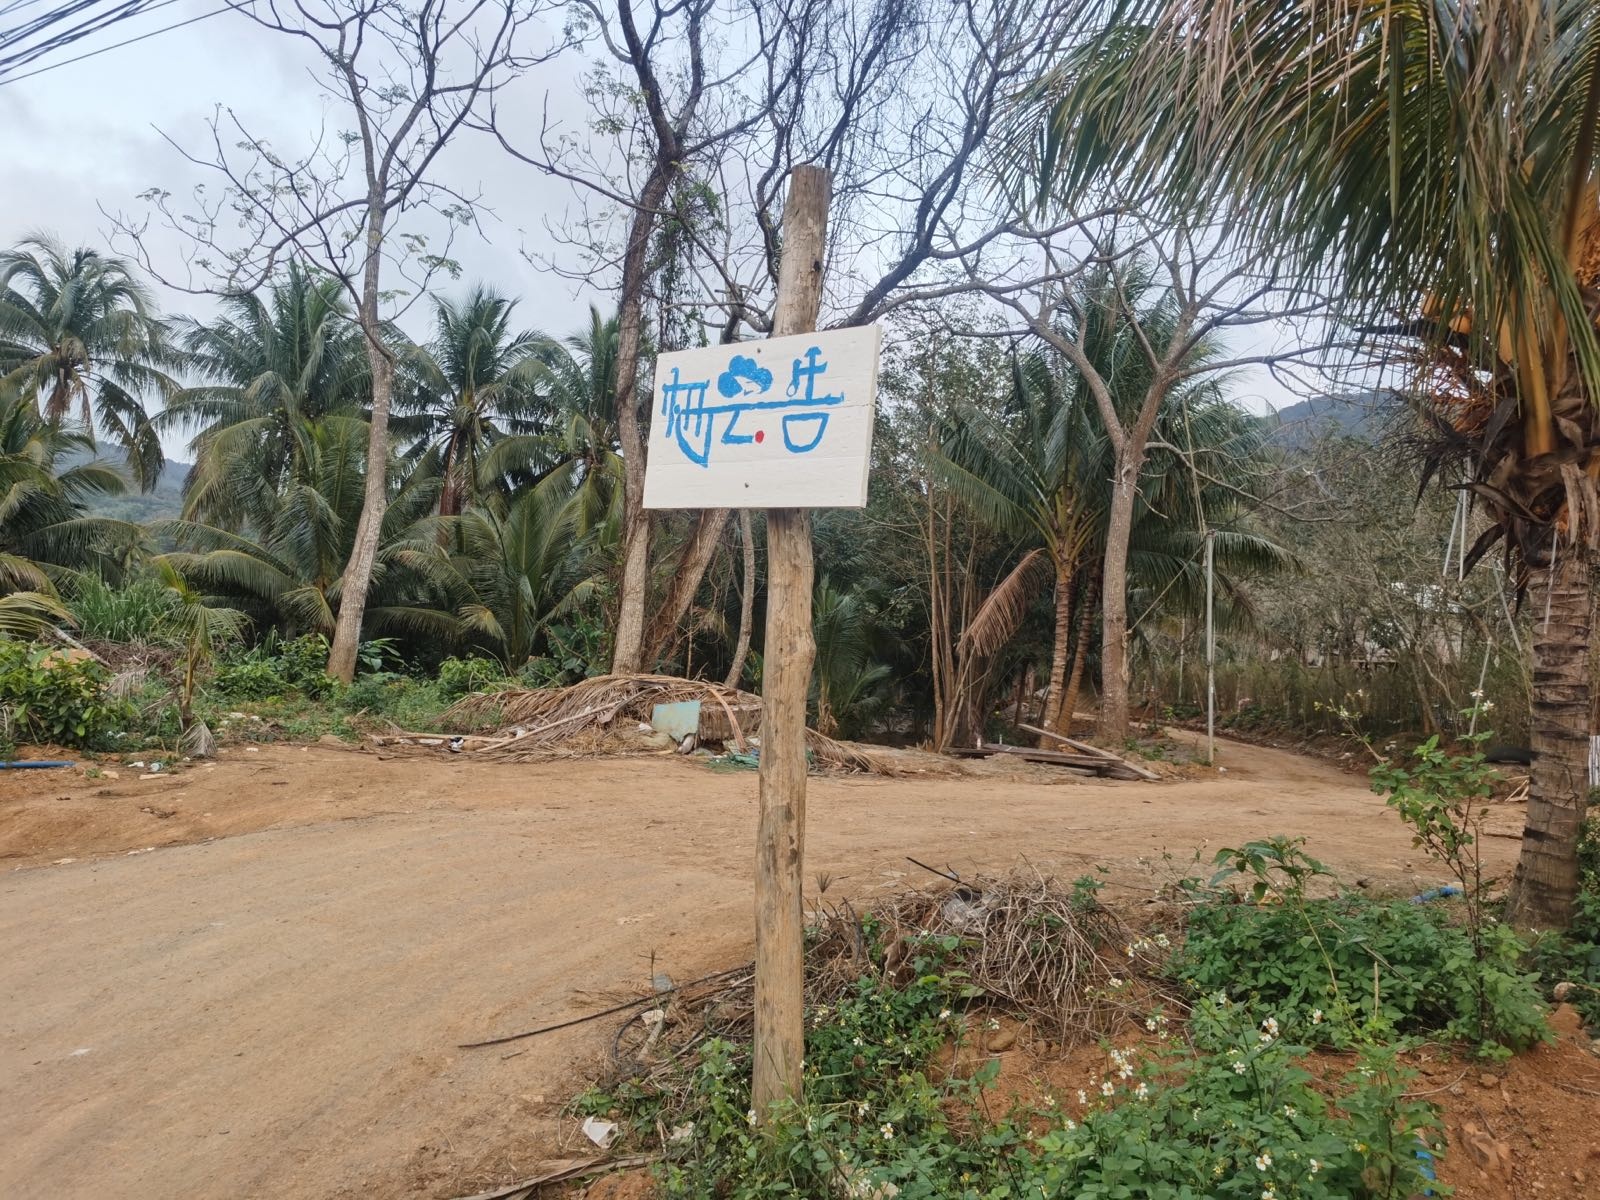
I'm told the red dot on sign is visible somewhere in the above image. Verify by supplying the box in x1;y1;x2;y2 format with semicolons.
754;429;765;443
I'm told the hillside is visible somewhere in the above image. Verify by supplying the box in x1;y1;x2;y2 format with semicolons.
1266;390;1393;446
67;450;191;523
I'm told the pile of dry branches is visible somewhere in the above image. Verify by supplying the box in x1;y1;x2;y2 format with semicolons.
438;673;953;777
592;869;1182;1090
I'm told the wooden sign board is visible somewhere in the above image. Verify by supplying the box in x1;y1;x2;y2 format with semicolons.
642;325;882;510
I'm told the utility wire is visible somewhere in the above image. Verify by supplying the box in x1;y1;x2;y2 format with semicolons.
0;0;243;86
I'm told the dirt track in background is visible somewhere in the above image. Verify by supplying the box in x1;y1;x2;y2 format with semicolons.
0;735;1522;1198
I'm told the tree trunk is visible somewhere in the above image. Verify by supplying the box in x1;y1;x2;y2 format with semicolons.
645;508;731;667
1506;545;1591;928
1039;562;1076;741
438;427;463;517
328;322;394;683
1097;444;1141;741
753;164;828;1117
1060;575;1097;735
608;162;676;675
724;509;756;689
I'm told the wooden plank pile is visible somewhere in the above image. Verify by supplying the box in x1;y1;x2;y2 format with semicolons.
948;723;1159;782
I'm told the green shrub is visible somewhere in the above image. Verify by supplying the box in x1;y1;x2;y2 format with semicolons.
436;655;507;699
335;672;451;729
0;640;133;749
68;576;180;645
213;634;335;700
1177;892;1546;1054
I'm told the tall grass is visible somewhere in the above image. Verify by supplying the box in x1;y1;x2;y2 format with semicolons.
69;577;181;645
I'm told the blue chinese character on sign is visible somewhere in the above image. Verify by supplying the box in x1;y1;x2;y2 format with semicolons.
659;346;843;467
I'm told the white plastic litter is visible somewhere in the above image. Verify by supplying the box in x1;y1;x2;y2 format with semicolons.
581;1116;619;1149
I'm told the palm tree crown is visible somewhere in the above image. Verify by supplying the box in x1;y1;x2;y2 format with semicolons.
0;234;174;487
396;284;548;516
162;262;372;529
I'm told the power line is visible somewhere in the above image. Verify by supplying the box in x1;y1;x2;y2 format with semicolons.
0;0;243;86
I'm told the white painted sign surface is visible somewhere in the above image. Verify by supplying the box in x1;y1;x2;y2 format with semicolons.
642;325;882;509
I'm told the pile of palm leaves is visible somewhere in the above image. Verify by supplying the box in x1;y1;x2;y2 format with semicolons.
443;672;949;776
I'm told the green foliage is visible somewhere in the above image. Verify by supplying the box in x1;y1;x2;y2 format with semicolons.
1180;894;1545;1054
0;640;132;749
598;963;1443;1200
69;576;181;644
213;634;336;700
1178;871;1547;1055
1369;721;1546;1051
435;655;508;699
0;235;175;487
1012;996;1442;1200
333;672;453;730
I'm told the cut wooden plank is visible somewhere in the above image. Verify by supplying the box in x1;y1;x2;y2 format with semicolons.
1016;723;1161;781
945;746;1100;776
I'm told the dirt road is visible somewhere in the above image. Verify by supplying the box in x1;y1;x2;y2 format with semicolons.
0;735;1519;1198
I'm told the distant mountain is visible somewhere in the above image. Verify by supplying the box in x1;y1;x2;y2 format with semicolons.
64;450;191;524
1266;390;1394;447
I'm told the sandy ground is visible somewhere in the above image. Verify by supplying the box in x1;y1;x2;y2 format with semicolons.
0;733;1525;1199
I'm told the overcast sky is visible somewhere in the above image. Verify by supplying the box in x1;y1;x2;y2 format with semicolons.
0;1;1310;464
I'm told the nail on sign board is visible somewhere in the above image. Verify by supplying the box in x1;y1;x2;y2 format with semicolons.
643;325;882;510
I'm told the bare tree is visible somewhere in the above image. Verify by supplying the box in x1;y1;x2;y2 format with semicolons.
497;0;1085;675
109;0;551;681
969;215;1339;739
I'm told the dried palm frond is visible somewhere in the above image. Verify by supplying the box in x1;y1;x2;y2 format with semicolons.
958;548;1053;662
444;673;945;776
179;720;216;760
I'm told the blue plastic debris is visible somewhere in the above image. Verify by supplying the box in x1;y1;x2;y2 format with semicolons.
1409;885;1463;904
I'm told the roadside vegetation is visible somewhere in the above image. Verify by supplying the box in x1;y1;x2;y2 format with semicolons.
578;738;1571;1197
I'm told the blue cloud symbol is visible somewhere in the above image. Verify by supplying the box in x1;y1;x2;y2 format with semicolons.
716;354;774;398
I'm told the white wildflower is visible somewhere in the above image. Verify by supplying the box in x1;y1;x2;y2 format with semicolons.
1254;1151;1273;1171
880;1122;895;1141
1135;1082;1150;1100
1311;1009;1324;1025
1233;1061;1248;1075
746;1108;757;1127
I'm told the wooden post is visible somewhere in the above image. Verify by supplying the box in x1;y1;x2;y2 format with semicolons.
1204;529;1216;767
752;164;830;1116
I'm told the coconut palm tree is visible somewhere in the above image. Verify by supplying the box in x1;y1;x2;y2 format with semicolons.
152;558;248;752
162;262;371;529
439;474;604;668
1012;0;1600;925
1;388;140;598
812;576;894;739
478;306;624;536
158;415;455;641
0;235;174;488
396;286;548;516
941;332;1284;742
